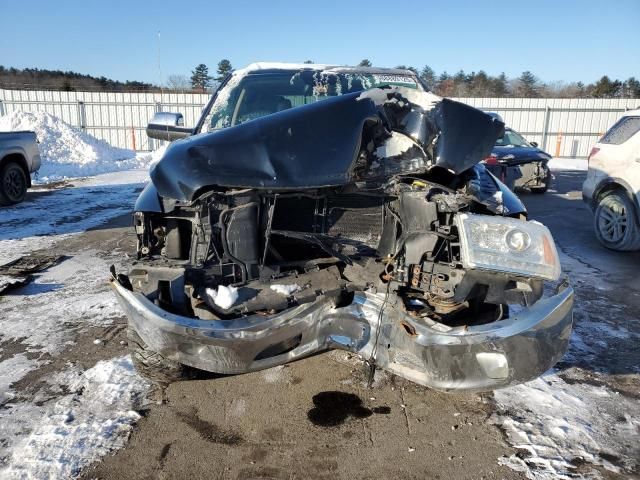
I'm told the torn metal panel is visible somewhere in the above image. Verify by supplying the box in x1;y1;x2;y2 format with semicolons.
151;86;504;203
151;93;381;201
0;254;63;294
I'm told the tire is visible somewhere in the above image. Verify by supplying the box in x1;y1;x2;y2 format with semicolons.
530;165;551;194
0;161;28;205
127;327;188;385
530;185;548;194
593;190;640;251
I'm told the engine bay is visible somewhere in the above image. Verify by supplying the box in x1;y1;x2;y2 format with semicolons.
129;164;542;328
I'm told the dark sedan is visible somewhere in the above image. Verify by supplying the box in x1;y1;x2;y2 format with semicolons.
484;127;552;194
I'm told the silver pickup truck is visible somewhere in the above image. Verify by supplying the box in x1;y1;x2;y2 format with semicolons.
0;131;41;205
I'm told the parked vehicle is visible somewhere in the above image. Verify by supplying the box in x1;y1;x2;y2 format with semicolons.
111;63;573;392
483;121;552;194
0;131;40;205
583;109;640;251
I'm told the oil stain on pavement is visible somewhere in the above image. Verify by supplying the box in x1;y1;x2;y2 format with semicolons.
307;391;391;427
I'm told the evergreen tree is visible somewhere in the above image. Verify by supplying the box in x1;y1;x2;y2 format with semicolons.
517;71;539;97
303;60;314;64
491;73;509;97
358;59;372;67
469;71;490;97
622;77;640;98
453;70;467;96
216;59;233;81
419;65;436;91
190;64;211;92
591;76;621;98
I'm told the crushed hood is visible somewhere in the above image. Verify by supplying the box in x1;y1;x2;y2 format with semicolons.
151;87;504;202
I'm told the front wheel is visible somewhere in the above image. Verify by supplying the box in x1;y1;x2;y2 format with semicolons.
530;165;551;194
0;161;28;205
594;191;640;251
127;327;188;385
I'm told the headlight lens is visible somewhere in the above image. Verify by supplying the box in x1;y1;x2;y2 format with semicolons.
456;213;561;280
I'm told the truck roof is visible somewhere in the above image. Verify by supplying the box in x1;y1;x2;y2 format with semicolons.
238;62;418;77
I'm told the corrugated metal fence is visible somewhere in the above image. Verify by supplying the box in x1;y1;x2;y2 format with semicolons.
0;88;209;152
458;97;640;158
1;87;639;157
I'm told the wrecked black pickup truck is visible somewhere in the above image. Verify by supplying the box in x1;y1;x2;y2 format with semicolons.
111;63;573;392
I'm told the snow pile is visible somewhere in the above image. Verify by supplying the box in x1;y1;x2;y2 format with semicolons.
493;372;639;478
205;285;239;309
0;356;149;480
270;283;302;296
0;111;153;180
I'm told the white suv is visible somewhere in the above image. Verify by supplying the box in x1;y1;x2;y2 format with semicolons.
583;109;640;251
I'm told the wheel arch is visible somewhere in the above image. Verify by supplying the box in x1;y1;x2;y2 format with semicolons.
0;152;32;188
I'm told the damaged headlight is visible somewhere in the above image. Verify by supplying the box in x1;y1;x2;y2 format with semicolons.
456;213;561;281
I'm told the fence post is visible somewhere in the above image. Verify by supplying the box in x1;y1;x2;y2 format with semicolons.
149;101;163;151
555;131;563;158
77;101;86;131
0;100;4;116
541;105;551;152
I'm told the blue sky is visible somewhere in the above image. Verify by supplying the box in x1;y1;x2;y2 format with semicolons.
1;0;638;85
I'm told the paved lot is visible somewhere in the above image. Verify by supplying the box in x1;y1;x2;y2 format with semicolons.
1;169;638;479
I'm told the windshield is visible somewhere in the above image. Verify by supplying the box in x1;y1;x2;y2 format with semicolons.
200;70;422;132
495;129;531;147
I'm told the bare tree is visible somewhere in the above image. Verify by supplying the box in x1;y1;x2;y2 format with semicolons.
167;74;190;91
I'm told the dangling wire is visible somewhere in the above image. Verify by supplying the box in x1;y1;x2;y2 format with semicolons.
366;277;392;388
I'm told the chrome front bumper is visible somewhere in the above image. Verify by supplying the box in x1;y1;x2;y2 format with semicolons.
112;279;573;392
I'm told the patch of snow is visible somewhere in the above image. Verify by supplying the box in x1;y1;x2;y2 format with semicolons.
0;111;154;181
270;283;302;296
0;252;126;355
494;242;640;479
0;169;148;263
375;131;417;158
0;354;40;404
357;86;441;112
550;157;588;171
0;356;149;480
494;372;639;478
205;285;239;310
240;62;334;74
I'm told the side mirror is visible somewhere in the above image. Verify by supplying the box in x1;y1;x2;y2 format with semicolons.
530;141;539;148
146;112;192;141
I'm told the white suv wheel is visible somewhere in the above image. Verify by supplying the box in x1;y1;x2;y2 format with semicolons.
594;191;640;251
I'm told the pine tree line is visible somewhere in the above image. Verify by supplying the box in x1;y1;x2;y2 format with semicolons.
2;61;638;98
0;66;156;92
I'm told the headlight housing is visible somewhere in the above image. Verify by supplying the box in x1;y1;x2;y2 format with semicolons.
456;213;561;281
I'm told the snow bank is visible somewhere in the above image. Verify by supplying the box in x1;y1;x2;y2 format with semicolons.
0;111;154;181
